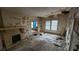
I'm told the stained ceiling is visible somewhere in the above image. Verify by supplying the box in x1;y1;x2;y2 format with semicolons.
1;7;71;17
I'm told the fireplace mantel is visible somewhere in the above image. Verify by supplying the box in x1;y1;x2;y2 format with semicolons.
0;26;26;31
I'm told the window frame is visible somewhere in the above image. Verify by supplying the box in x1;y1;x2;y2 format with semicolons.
51;20;58;31
45;20;58;31
45;20;51;30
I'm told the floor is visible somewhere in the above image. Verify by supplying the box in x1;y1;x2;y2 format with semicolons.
7;33;65;51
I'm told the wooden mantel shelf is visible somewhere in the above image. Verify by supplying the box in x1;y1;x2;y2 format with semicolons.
0;26;26;31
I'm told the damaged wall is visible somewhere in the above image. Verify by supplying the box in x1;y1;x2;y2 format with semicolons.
70;18;79;51
0;9;32;49
37;17;45;32
58;14;68;35
65;8;78;51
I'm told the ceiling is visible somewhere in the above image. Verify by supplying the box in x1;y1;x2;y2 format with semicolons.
1;7;71;17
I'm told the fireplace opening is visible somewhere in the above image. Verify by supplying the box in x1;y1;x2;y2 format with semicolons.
12;34;21;44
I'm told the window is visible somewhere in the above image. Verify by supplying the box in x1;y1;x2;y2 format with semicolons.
45;20;58;31
31;22;33;28
51;20;58;31
45;21;50;30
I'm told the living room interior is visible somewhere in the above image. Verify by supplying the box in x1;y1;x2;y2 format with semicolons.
0;7;79;51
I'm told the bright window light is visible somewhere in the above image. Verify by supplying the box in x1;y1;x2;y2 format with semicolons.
45;20;58;31
51;20;58;31
31;22;33;28
45;21;50;30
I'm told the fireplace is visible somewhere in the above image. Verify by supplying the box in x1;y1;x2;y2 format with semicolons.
12;34;21;44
